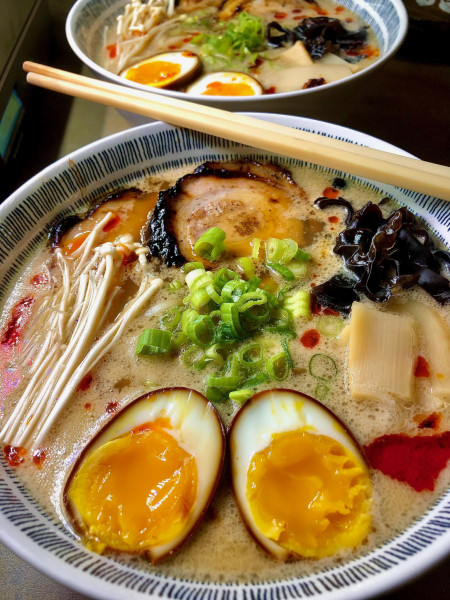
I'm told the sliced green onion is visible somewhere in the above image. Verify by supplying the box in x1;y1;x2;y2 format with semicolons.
262;289;280;308
186;315;216;346
284;290;311;319
236;290;267;312
242;372;269;388
265;351;290;380
251;237;262;260
181;308;199;335
168;281;183;293
220;302;245;338
213;268;239;291
160;306;182;331
281;338;294;368
314;381;330;400
182;261;205;273
289;260;309;280
205;343;228;366
280;238;299;264
171;331;188;350
237;256;255;279
229;389;254;404
226;354;241;377
181;345;209;370
221;279;247;302
205;386;224;403
193;227;226;261
185;269;212;290
265;262;295;281
265;238;285;263
216;323;241;342
207;374;242;390
266;308;294;334
238;343;264;368
294;248;311;262
205;282;222;304
317;315;345;337
136;329;171;355
246;276;261;292
190;287;211;310
309;354;337;382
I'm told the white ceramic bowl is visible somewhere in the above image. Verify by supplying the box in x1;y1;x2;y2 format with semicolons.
65;0;408;122
0;115;448;600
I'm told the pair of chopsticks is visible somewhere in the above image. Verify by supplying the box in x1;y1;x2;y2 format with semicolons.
24;61;450;201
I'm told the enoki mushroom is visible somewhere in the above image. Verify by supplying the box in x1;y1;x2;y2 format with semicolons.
0;212;163;449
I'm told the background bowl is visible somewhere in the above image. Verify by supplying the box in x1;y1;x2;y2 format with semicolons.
0;114;449;600
65;0;408;123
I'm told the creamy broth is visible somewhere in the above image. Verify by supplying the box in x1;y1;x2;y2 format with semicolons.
100;0;380;95
0;162;449;583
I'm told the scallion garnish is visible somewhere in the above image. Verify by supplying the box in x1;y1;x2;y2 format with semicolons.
136;329;172;355
193;227;226;261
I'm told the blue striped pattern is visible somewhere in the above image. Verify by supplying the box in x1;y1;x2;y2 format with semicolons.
0;121;449;598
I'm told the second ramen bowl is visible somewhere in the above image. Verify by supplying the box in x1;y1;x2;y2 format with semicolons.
66;0;408;124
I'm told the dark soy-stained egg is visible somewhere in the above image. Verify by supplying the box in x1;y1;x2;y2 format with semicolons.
229;389;372;560
64;388;225;562
187;72;264;96
120;52;201;88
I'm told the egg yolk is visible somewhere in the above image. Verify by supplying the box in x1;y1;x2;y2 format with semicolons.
68;422;198;554
202;81;257;96
246;430;372;558
124;61;182;87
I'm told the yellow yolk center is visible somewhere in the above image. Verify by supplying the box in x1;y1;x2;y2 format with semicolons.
202;81;256;96
125;61;182;87
246;430;372;558
68;422;198;554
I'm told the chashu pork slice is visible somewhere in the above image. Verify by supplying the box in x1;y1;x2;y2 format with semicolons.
147;160;310;266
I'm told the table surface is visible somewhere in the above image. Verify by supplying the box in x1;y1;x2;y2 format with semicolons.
1;12;449;600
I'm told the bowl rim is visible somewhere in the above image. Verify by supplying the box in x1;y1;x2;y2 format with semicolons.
0;114;449;600
65;0;409;103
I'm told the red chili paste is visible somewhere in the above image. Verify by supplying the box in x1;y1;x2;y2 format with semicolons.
415;412;441;431
4;445;27;467
300;329;320;348
77;373;93;392
414;356;430;377
106;402;119;414
1;296;35;346
322;187;339;199
30;272;49;286
364;431;450;492
106;44;117;59
32;448;46;468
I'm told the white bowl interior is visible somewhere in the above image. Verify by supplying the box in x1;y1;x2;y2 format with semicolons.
0;114;448;600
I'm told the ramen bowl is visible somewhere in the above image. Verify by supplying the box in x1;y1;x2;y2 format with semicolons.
65;0;408;123
0;115;449;599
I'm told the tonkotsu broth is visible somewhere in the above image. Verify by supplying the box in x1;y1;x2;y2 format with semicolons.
100;0;380;95
0;162;449;583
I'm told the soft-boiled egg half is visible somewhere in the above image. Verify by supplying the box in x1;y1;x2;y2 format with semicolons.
187;72;264;96
64;388;225;562
229;389;372;560
120;52;201;88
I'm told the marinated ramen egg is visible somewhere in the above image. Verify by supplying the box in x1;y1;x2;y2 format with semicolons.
229;389;372;560
121;52;201;88
187;72;264;96
65;388;225;562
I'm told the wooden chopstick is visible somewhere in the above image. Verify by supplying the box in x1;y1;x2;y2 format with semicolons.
23;61;450;200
